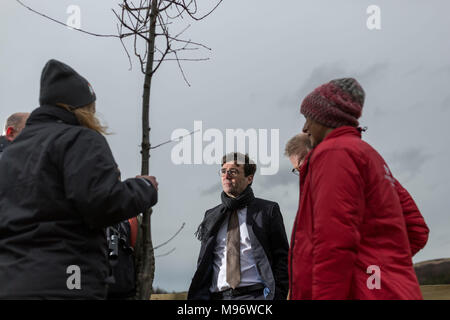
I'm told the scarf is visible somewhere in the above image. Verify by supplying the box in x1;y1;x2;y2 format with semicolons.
195;186;255;242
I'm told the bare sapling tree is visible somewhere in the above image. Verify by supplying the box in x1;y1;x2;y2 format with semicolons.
113;0;222;299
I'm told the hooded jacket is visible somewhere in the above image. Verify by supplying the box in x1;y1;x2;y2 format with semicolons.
289;126;426;300
0;105;157;299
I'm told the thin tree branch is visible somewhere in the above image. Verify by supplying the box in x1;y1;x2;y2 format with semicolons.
150;129;199;150
153;58;209;62
174;51;191;87
155;248;176;258
112;9;150;43
162;0;223;21
150;14;171;76
15;0;119;38
167;36;211;51
154;222;186;250
117;24;133;70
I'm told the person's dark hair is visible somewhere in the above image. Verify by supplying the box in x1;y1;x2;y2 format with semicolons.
221;152;257;177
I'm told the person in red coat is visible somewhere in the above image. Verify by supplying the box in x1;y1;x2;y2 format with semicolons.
289;78;429;300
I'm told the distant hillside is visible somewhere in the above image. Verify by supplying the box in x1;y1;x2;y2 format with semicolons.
414;258;450;285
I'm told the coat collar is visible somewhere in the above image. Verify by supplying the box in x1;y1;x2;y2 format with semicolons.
27;105;80;127
203;197;259;243
298;150;312;188
245;197;258;226
298;126;362;185
322;125;362;142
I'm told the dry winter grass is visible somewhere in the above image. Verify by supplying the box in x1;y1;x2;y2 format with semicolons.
150;285;450;300
151;292;188;300
420;285;450;300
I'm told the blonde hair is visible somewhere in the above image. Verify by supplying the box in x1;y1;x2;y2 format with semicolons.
284;133;311;157
56;103;109;135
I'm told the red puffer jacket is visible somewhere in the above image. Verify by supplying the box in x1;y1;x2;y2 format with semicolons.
394;179;429;257
289;126;428;300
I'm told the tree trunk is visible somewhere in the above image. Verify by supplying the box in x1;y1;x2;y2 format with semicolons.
135;0;159;300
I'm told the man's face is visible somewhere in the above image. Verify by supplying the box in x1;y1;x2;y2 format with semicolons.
302;116;332;148
221;162;253;198
289;152;306;173
289;154;301;175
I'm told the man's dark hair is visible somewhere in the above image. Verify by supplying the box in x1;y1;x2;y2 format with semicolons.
221;152;257;177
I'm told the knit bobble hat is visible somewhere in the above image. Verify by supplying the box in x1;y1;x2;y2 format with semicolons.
300;78;365;128
39;59;96;109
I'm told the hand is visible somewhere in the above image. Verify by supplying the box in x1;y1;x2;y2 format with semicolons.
137;175;158;191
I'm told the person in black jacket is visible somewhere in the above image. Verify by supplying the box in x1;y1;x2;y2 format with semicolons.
188;152;289;300
0;59;158;299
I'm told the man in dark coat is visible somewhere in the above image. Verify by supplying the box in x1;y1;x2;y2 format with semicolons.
188;152;289;300
0;59;158;299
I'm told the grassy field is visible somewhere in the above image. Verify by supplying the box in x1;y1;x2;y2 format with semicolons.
150;285;450;300
151;292;188;300
420;285;450;300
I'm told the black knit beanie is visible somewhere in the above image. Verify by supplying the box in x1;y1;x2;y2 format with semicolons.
39;59;96;108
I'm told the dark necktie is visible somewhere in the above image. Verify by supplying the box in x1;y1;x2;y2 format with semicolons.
226;210;241;289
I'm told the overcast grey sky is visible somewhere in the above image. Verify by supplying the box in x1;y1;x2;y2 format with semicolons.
1;0;449;292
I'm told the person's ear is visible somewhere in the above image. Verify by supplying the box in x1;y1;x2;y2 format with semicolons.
5;127;15;141
247;174;254;185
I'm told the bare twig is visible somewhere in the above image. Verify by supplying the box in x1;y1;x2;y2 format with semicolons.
15;0;119;38
153;58;209;62
174;51;191;86
117;24;133;70
150;129;199;150
112;9;150;43
154;222;186;249
155;248;176;258
162;0;223;21
167;36;212;51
